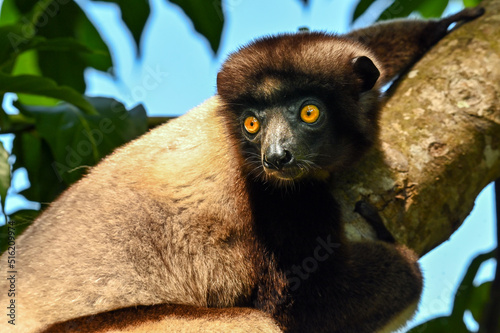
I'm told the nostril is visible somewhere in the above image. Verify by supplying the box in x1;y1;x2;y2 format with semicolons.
263;157;273;169
281;150;292;165
264;149;293;170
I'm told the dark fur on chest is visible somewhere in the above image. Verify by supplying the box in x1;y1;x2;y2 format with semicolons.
250;180;342;262
248;179;351;331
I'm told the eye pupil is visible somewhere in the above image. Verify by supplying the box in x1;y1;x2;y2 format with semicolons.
244;116;260;134
300;104;320;123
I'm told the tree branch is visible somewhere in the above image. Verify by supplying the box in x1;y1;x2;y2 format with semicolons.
332;0;500;256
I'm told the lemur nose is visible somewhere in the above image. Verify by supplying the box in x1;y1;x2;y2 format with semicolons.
263;147;293;170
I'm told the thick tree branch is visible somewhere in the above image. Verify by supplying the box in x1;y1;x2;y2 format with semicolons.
332;0;500;256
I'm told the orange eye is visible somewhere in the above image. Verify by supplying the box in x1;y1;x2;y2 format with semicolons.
300;104;320;124
244;116;260;134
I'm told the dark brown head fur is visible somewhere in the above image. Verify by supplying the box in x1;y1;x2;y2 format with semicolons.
217;32;383;182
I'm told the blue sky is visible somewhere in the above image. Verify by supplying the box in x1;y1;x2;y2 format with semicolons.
2;0;497;330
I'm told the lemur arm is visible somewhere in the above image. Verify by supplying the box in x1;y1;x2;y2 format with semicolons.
41;304;282;333
345;7;484;85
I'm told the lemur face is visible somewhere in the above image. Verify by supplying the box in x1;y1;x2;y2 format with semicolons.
239;97;335;182
217;33;382;184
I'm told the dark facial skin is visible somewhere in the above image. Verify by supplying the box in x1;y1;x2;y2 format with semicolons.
241;97;336;182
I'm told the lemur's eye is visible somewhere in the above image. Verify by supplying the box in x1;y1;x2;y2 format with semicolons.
244;116;260;134
300;104;320;124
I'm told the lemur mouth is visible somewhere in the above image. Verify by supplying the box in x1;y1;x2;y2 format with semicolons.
263;167;306;181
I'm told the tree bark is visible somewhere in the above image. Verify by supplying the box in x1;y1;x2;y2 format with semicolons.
333;0;500;256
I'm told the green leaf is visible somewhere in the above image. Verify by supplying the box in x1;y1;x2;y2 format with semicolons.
3;0;113;92
0;142;11;211
377;0;425;21
407;316;469;333
0;0;22;26
35;1;97;92
0;23;30;68
7;37;105;107
11;48;40;75
11;130;65;203
352;0;377;23
0;221;13;255
10;209;39;230
376;0;451;21
11;0;40;15
74;17;113;75
16;97;147;184
11;50;56;106
408;250;496;332
94;0;150;55
452;250;495;317
0;94;13;131
463;0;482;7
0;112;34;134
0;72;98;115
168;0;224;53
0;22;104;69
468;281;492;323
0;209;39;254
22;37;105;54
416;0;449;18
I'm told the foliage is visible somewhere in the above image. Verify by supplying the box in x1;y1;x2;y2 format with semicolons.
352;0;482;22
409;250;495;333
0;0;228;232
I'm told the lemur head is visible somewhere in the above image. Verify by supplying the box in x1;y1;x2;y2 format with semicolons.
217;32;382;184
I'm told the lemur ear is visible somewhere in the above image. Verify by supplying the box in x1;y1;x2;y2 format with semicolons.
351;56;380;92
